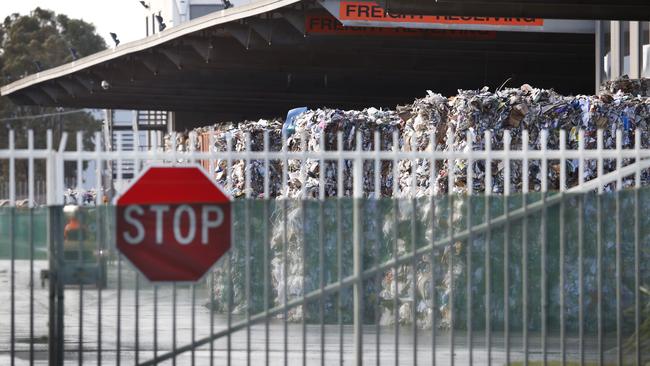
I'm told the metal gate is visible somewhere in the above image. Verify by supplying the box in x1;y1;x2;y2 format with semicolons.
1;128;649;365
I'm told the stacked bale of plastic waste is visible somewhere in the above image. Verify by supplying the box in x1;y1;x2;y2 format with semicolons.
166;85;650;332
273;107;402;321
438;84;650;332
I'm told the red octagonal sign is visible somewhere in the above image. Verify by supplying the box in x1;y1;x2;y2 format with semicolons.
116;166;231;282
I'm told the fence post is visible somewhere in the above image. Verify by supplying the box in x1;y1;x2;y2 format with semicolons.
48;205;64;366
47;130;65;365
353;132;364;366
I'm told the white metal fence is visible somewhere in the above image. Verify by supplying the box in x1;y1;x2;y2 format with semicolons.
1;128;650;205
0;129;649;365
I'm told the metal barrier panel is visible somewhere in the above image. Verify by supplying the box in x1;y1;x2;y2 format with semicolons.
0;128;650;365
1;191;649;365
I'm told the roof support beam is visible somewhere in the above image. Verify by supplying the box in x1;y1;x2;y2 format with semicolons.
159;49;184;70
41;85;65;103
224;23;267;49
24;89;55;105
281;10;306;36
56;79;86;98
73;75;97;93
134;52;162;76
248;18;274;45
186;38;214;63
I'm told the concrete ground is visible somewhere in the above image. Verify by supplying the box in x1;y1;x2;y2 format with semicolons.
0;260;627;365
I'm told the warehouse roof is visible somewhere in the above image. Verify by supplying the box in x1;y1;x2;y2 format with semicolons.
1;0;599;120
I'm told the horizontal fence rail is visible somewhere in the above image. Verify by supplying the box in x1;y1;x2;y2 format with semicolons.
0;129;649;365
1;128;650;203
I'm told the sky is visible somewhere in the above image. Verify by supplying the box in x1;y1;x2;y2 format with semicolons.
0;0;150;45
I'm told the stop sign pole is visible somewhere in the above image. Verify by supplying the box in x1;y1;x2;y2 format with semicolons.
115;165;232;282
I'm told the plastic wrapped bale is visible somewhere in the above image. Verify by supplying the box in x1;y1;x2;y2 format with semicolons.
168;86;650;331
375;92;452;328
434;86;650;331
445;86;650;194
208;200;275;315
286;108;405;198
185;121;283;313
199;120;284;198
602;76;650;97
268;108;404;321
379;189;650;334
395;91;450;197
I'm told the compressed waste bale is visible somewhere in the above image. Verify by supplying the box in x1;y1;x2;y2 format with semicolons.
444;85;650;195
434;85;650;330
164;85;650;332
270;107;403;321
603;76;650;97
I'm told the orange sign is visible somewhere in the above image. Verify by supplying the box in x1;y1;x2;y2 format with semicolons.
306;14;497;39
339;2;544;27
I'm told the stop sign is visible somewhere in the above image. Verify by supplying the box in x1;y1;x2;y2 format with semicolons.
115;166;231;282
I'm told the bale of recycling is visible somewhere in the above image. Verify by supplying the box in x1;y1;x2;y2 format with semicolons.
436;85;650;332
165;85;650;333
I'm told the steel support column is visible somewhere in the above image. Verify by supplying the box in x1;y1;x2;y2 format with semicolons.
610;21;624;79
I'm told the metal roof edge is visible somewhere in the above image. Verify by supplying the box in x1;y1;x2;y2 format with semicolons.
1;0;301;97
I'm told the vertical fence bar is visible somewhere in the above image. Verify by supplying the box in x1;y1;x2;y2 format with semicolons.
392;130;399;366
447;146;455;366
191;283;195;366
300;132;307;366
9;130;15;366
616;130;623;190
135;131;142;365
151;118;158;364
484;130;492;366
245;133;252;366
559;130;566;365
28;130;35;366
116;136;123;366
522;130;529;366
153;284;158;361
540;129;548;365
410;133;418;366
373;129;381;366
172;283;177;366
503;130;511;366
353;132;364;366
209;128;216;366
209;276;215;366
226;133;233;366
282;131;289;366
337;131;344;366
263;131;270;366
430;129;437;366
76;132;85;366
578;130;585;366
634;130;641;366
319;129;326;366
48;204;65;366
95;134;103;366
615;130;622;366
466;131;474;366
136;274;141;365
597;129;604;194
596;129;604;366
117;255;122;365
